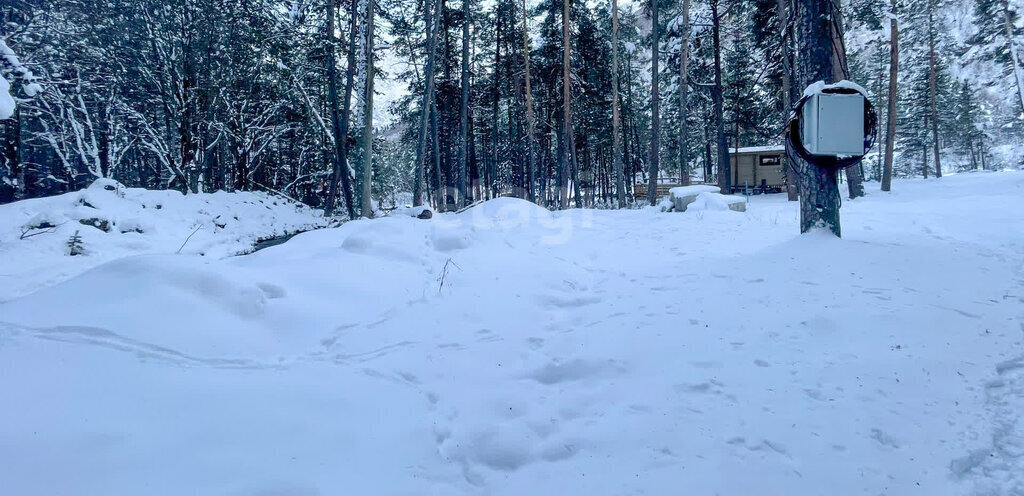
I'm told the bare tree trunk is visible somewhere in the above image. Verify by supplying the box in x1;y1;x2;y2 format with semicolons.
523;0;538;204
646;0;661;205
0;107;23;201
678;0;690;187
326;0;357;218
921;137;928;178
611;0;625;205
927;0;942;178
778;0;799;201
827;0;864;199
711;0;729;194
431;95;444;208
360;0;375;217
414;0;441;206
457;0;471;206
1003;0;1024;118
490;15;501;201
560;0;574;209
794;0;841;235
881;0;898;192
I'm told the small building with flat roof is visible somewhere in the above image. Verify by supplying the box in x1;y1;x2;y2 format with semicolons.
729;145;787;193
634;145;789;198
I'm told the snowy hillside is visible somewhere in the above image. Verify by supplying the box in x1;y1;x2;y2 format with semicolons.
0;179;326;301
1;173;1023;495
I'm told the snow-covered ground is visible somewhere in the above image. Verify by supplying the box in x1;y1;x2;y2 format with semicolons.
1;171;1022;495
0;179;326;302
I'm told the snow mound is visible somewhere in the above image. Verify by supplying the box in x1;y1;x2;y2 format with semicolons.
0;254;293;357
458;197;552;224
0;180;325;301
668;184;721;197
687;192;747;211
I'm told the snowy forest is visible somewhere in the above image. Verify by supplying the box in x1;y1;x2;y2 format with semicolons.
0;0;1022;212
4;0;1024;493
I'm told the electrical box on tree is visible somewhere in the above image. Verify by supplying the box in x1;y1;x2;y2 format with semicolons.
800;92;866;158
798;91;864;156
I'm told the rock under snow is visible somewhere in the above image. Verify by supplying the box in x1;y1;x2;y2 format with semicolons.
669;185;723;212
0;179;326;301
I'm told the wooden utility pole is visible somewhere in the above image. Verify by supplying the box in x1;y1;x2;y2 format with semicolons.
793;0;841;235
881;0;897;192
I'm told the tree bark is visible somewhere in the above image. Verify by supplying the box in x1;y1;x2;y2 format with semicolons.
457;0;471;207
829;0;865;198
927;0;942;178
611;0;625;205
678;0;690;187
490;14;501;202
414;0;441;206
881;0;897;192
794;0;841;235
646;0;660;206
360;0;375;217
1003;0;1024;118
560;0;574;209
523;0;538;204
711;0;729;194
778;0;799;201
325;0;357;218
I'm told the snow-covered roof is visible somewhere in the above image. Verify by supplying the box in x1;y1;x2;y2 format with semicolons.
731;145;785;154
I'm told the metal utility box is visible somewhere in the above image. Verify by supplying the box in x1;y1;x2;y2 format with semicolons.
800;93;865;157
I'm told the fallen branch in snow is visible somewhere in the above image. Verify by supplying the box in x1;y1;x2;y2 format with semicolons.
176;226;203;254
438;258;462;294
454;200;484;214
19;222;63;239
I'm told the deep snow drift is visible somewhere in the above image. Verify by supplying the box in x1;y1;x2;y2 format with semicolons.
0;179;326;301
1;172;1022;495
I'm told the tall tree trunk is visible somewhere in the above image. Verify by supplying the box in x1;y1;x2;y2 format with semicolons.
711;0;729;194
794;0;841;235
829;0;865;198
678;0;690;187
457;0;471;206
560;0;574;209
1;107;22;201
326;0;357;218
611;0;625;205
431;94;444;208
491;14;501;201
778;0;799;200
646;0;660;205
927;0;942;178
414;0;441;206
1003;0;1024;118
523;0;538;204
881;0;897;192
360;0;375;217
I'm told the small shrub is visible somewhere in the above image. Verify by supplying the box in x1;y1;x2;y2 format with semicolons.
66;231;85;256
